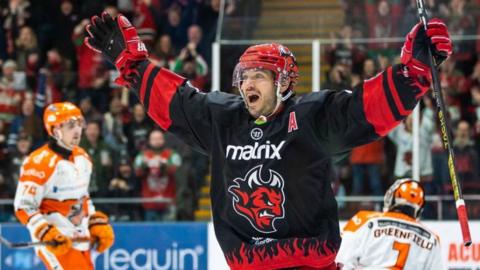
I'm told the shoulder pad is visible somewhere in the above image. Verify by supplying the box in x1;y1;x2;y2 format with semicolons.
343;210;382;233
19;145;58;185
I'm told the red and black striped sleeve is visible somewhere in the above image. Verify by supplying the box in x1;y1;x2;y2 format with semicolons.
130;60;218;154
132;60;187;130
362;64;427;136
315;64;428;154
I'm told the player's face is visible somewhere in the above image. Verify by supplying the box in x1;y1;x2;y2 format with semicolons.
240;69;277;118
55;118;85;149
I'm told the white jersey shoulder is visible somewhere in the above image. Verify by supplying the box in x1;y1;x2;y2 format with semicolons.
337;211;443;270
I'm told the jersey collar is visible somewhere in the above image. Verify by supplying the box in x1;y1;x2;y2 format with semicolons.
48;137;72;159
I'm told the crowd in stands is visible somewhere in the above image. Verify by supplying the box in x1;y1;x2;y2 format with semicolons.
332;0;480;218
0;0;480;222
0;0;229;222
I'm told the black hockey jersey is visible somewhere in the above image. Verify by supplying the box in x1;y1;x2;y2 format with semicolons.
131;61;426;270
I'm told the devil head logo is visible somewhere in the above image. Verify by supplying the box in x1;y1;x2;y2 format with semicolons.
228;165;285;233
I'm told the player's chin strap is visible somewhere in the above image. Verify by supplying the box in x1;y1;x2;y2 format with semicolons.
255;82;294;124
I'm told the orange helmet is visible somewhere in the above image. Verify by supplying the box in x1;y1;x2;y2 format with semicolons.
383;178;425;219
43;102;84;136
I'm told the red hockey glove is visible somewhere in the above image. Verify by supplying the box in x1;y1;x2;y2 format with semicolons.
401;18;452;86
84;12;148;87
89;211;115;253
35;224;72;256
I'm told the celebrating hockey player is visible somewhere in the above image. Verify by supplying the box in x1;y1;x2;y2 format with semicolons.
84;12;451;270
336;179;442;269
13;102;115;270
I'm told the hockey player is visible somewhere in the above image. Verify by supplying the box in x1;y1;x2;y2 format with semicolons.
13;102;115;270
84;13;451;270
336;179;442;269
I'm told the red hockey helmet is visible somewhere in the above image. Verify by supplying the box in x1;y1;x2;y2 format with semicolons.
232;43;299;95
383;178;425;219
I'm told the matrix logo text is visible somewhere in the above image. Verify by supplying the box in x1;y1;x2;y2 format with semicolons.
226;141;285;160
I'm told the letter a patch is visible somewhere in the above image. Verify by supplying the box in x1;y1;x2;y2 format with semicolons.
288;111;298;133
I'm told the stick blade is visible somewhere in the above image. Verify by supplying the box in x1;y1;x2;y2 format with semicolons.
0;235;13;248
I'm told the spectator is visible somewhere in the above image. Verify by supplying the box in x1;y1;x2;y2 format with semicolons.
324;63;351;91
14;26;38;72
445;0;477;74
124;103;153;157
0;170;14;221
349;139;385;195
453;120;479;193
388;100;435;181
0;119;8;167
7;97;44;150
134;129;181;221
186;24;210;65
327;24;366;77
0;59;20;89
176;56;208;89
0;59;25;123
54;0;79;67
471;85;480;162
6;132;32;188
164;132;209;221
79;96;103;123
0;120;8;224
29;48;69;107
1;0;31;58
365;0;402;50
133;0;156;48
172;41;209;89
108;157;141;221
80;121;114;197
162;3;190;51
102;96;128;154
151;34;176;69
351;57;378;90
73;19;110;111
196;0;220;45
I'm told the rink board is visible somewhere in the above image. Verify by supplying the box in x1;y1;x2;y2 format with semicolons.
0;223;208;270
0;221;479;269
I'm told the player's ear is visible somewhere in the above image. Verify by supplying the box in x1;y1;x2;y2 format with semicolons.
53;127;62;139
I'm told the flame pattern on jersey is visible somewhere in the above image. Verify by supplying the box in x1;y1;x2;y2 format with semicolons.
225;238;337;270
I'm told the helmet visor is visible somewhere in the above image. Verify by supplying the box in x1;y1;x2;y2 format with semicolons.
232;61;288;91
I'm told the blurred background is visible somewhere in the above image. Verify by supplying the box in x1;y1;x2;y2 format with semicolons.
0;0;479;269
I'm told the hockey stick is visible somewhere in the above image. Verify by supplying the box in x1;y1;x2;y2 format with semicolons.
416;0;472;246
0;235;91;249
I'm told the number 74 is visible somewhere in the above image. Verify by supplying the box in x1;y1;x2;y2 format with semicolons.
22;185;37;196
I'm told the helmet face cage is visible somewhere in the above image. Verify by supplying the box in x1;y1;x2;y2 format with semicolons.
383;178;425;219
232;62;289;91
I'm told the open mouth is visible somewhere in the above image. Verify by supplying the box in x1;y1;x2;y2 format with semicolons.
247;93;260;104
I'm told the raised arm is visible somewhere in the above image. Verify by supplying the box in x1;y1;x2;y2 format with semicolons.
84;13;217;153
317;19;452;155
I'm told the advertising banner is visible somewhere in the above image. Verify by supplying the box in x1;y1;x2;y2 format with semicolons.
423;221;480;269
1;221;478;269
0;223;208;270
